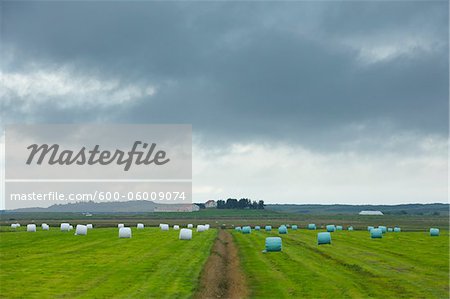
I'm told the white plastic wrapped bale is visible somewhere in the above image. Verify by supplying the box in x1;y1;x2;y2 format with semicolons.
75;225;88;236
60;223;70;232
27;224;36;232
204;224;210;230
42;224;49;231
69;225;73;231
119;227;132;238
179;228;193;240
10;224;17;229
161;224;169;231
137;223;144;229
86;224;93;229
174;225;180;230
187;224;193;229
16;223;21;227
197;225;206;232
118;223;124;228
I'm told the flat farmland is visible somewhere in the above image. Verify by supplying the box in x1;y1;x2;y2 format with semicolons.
232;229;449;299
3;211;447;231
0;227;216;299
1;220;448;299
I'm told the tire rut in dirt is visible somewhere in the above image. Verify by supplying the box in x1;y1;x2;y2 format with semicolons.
195;230;247;299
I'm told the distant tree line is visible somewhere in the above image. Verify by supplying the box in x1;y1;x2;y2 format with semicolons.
216;198;265;209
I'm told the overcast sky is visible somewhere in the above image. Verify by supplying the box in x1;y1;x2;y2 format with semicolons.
1;1;448;205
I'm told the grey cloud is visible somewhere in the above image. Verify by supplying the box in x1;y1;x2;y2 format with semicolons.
1;1;448;150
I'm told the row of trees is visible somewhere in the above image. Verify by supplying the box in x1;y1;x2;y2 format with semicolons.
216;198;264;209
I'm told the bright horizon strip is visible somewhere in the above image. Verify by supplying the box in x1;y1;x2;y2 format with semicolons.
0;132;4;210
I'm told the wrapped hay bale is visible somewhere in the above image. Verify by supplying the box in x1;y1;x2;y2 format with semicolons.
255;226;261;231
336;226;343;231
347;226;354;231
242;226;251;234
118;224;125;229
187;224;193;229
326;225;336;232
204;224;210;230
308;224;316;230
137;223;144;229
42;223;49;231
278;225;288;234
69;225;73;231
387;228;393;232
394;227;401;232
367;226;374;231
119;227;132;238
86;224;93;229
197;225;206;232
11;224;18;229
16;223;21;227
318;232;331;245
291;225;298;230
179;228;192;240
75;225;87;236
60;223;70;232
265;237;282;252
370;228;382;239
160;224;169;231
27;224;36;232
378;226;387;234
235;227;242;232
174;225;180;230
265;226;272;232
430;228;439;236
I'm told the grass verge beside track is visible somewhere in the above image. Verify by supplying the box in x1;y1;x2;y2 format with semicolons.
232;229;449;299
0;227;216;299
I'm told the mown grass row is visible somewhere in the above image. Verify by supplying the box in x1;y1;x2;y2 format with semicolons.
232;229;449;299
0;227;217;299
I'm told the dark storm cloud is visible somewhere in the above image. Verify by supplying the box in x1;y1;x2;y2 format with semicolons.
1;1;448;149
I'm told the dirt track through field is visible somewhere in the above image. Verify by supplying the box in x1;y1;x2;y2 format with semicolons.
195;230;248;299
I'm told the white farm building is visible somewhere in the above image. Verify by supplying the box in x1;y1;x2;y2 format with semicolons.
154;204;200;212
359;210;383;215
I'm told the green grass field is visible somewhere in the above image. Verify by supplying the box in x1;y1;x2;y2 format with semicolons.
232;229;449;299
0;227;216;299
1;223;449;299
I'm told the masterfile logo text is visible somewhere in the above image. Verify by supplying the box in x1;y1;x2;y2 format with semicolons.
26;141;170;171
4;124;192;210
